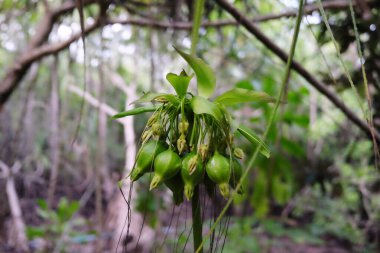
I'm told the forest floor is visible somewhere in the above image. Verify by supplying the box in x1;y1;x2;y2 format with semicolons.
0;177;377;253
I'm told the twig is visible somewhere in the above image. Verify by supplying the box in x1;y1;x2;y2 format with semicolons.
67;85;126;124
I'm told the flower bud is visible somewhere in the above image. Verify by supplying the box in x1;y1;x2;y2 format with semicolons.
153;96;169;103
179;121;189;134
233;148;245;159
142;130;152;143
177;134;187;154
147;113;158;126
151;123;163;137
188;154;199;175
198;144;209;162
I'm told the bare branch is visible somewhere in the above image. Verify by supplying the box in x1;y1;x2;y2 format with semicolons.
108;0;377;29
0;0;97;109
67;84;126;125
1;0;377;108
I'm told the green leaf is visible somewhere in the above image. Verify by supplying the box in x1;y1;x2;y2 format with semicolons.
174;46;216;98
112;106;158;119
26;226;45;239
237;126;270;158
235;79;253;90
214;88;276;106
132;92;179;105
190;96;223;122
37;199;48;210
166;70;193;97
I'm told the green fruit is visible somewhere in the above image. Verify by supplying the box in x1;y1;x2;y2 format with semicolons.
181;153;203;200
206;151;231;199
150;149;182;190
229;159;244;194
165;174;184;205
130;140;167;181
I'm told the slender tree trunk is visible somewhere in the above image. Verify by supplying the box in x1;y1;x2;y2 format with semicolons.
0;161;29;252
94;60;108;253
105;71;155;253
47;56;60;207
21;63;39;157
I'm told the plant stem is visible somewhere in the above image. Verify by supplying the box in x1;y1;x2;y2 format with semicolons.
190;0;205;251
192;186;203;253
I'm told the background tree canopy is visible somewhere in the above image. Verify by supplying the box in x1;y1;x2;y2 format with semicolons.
0;0;379;252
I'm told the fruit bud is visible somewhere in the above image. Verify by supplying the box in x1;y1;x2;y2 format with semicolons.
188;154;199;175
142;130;152;143
151;123;163;137
233;148;245;159
198;144;209;162
147;113;158;126
177;134;187;154
219;183;230;199
179;121;189;134
154;96;169;103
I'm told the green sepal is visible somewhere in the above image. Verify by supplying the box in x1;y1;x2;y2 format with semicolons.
190;96;223;122
174;46;216;98
166;70;193;98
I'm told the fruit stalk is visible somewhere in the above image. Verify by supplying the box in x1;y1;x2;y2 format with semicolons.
192;186;203;253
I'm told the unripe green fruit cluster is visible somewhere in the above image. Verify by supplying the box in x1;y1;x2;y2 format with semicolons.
129;97;246;204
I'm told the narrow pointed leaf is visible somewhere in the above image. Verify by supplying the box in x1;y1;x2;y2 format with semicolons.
237;126;270;158
166;70;193;97
190;96;223;122
214;88;276;106
112;106;158;119
132;92;179;105
174;46;216;98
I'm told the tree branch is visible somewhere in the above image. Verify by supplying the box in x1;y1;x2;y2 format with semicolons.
107;0;377;29
67;84;126;125
215;0;380;143
0;0;97;109
1;0;376;108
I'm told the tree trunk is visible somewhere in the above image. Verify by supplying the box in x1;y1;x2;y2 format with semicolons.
47;56;60;207
94;60;108;253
